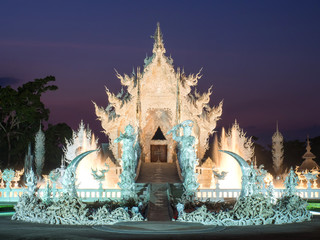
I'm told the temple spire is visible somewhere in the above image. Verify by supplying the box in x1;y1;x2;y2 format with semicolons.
152;22;166;55
302;135;316;161
299;135;318;171
305;136;313;156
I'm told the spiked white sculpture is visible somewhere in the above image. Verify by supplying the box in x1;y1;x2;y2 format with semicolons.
12;191;145;225
61;166;77;197
42;181;52;204
176;151;311;225
13;148;145;225
221;120;254;163
49;169;60;187
63;120;98;164
35;124;45;177
24;143;34;180
168;120;199;199
217;120;254;189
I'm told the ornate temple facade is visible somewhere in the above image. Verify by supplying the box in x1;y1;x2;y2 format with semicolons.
94;23;223;164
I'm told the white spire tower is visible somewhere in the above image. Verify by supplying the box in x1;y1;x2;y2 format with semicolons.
35;123;45;177
272;122;284;177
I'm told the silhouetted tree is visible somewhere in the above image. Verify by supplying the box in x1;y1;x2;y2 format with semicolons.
309;136;320;166
283;140;305;169
0;76;57;167
254;142;273;174
44;123;72;173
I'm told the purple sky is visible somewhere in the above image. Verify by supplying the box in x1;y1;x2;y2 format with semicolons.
0;0;319;146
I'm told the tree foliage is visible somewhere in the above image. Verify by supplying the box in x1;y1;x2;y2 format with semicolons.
254;142;273;174
0;76;57;167
283;140;306;169
44;123;72;173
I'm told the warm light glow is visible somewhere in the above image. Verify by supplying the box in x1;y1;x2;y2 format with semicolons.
217;127;242;188
215;121;254;189
73;132;119;189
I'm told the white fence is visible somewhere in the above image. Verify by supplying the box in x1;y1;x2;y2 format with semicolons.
197;188;320;201
197;189;241;200
1;186;320;203
0;187;122;203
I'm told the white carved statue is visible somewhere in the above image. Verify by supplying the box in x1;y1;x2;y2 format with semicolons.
91;163;109;189
25;169;38;196
284;167;299;196
302;170;318;189
167;120;199;199
115;124;138;200
2;169;15;189
211;168;227;189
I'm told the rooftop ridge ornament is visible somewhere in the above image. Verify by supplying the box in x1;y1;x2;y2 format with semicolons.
152;22;165;55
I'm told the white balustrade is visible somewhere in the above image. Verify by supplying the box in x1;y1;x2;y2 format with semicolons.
1;186;319;203
0;187;121;202
196;188;320;201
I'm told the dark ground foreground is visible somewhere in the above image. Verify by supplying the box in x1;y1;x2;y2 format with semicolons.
0;215;320;240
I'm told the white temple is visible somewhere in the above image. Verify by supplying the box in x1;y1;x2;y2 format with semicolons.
94;23;223;165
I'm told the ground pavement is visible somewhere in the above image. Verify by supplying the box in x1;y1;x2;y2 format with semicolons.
2;163;319;239
1;215;320;240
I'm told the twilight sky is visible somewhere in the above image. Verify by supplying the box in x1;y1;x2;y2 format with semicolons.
0;0;319;146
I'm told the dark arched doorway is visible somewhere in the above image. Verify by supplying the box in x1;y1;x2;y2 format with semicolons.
150;127;167;162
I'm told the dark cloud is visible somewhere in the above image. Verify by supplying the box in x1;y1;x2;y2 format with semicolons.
0;77;20;87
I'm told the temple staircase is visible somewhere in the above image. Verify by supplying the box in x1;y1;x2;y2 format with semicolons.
136;162;181;183
136;162;182;221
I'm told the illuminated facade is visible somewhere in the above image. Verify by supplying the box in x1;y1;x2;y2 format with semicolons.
94;23;223;164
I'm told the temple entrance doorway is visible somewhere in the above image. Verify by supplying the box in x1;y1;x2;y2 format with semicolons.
151;145;167;162
137;126;181;182
149;126;168;163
